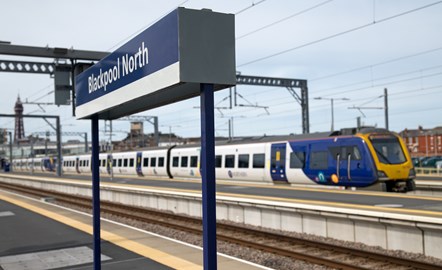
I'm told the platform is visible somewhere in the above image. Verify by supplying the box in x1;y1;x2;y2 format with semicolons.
0;189;267;270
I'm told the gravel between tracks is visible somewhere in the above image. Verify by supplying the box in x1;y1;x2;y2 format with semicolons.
58;202;442;270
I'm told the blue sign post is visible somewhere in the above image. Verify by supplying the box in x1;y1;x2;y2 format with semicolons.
91;115;101;270
200;83;217;268
75;8;235;269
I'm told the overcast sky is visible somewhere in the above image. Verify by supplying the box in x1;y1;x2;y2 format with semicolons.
1;0;442;143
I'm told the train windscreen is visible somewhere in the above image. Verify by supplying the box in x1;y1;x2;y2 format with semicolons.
369;135;406;164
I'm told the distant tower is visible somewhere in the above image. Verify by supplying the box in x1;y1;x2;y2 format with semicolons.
14;95;25;143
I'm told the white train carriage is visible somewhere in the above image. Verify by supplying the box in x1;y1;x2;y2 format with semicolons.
140;149;169;177
77;155;91;173
62;156;79;173
169;147;200;179
212;143;270;182
111;151;138;175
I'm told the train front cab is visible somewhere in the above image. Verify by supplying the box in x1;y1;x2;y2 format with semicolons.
358;131;416;192
287;137;378;188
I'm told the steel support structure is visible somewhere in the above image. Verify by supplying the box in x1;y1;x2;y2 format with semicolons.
236;74;309;133
0;43;109;60
32;131;88;153
0;114;62;176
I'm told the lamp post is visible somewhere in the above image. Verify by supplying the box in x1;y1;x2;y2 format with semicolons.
314;97;350;132
161;125;181;145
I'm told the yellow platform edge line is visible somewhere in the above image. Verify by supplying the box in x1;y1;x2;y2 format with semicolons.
0;193;202;270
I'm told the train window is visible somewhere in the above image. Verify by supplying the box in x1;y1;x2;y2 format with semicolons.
172;157;179;167
329;146;361;160
190;156;198;168
290;152;305;168
253;154;265;168
118;159;122;167
238;154;249;168
150;157;157;167
310;151;328;169
143;157;149;167
181;156;188;168
124;159;128;167
158;157;165;167
215;155;222;168
353;147;361;160
129;158;134;167
112;159;116;167
225;155;235;168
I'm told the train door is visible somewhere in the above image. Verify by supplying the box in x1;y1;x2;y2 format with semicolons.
330;141;366;185
270;143;288;182
75;157;80;173
106;154;113;175
136;152;143;176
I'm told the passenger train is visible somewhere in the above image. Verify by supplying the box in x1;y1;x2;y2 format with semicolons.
11;127;416;192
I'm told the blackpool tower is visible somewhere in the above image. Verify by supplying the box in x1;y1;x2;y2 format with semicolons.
14;95;25;143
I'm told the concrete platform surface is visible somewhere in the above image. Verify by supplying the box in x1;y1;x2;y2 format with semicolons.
0;190;268;270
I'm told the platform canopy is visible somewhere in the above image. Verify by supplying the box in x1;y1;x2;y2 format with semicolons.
75;7;236;120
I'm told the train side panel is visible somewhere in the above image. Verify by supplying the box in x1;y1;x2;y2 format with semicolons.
214;143;270;182
169;147;200;179
140;149;169;177
112;152;137;175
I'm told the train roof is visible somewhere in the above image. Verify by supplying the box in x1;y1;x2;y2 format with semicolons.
170;132;334;149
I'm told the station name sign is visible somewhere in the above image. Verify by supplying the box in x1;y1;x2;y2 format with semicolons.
75;8;235;120
88;42;148;93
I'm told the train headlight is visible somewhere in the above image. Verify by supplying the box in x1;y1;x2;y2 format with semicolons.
408;168;416;178
377;170;388;180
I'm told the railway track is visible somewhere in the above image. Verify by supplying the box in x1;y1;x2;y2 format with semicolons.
1;182;440;270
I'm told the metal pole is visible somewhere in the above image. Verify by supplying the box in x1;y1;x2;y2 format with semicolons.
200;83;217;270
91;115;101;270
110;120;113;179
331;99;334;132
154;116;159;147
84;132;88;153
8;132;13;171
169;126;172;145
228;118;232;141
45;131;49;155
56;116;62;177
384;88;389;130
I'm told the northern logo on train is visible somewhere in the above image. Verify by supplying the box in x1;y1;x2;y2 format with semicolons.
318;172;326;183
190;169;194;176
228;170;233;178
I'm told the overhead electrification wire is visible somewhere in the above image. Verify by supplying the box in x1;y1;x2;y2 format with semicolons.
235;0;268;15
314;63;442;93
236;0;334;40
237;1;442;67
320;71;442;97
311;46;442;81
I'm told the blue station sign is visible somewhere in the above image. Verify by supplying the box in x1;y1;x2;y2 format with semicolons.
75;8;235;119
